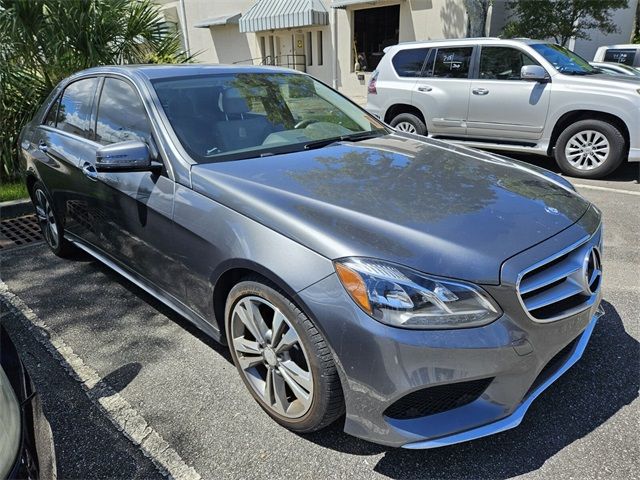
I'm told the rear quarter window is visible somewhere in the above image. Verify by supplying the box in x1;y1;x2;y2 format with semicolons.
603;49;637;66
392;48;430;77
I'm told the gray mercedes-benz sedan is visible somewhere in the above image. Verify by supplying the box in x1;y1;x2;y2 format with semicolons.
20;65;604;448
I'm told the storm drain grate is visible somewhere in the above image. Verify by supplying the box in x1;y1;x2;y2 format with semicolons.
0;214;43;250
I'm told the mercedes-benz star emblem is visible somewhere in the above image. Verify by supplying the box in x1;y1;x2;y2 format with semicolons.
582;247;602;294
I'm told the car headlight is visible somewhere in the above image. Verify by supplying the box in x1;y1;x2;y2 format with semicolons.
0;368;21;478
334;258;501;329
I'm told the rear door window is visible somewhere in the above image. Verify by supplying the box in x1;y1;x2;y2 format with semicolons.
603;49;637;66
96;78;152;145
430;47;473;78
57;78;99;139
392;48;430;77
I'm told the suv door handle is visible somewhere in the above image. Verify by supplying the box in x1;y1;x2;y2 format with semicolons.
38;141;48;153
82;162;98;181
417;86;432;92
472;88;489;96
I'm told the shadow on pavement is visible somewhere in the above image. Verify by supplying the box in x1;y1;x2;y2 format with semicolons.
301;300;638;479
503;152;640;183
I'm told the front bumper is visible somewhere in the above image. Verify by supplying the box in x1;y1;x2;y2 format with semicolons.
295;209;603;448
1;327;57;479
403;306;602;449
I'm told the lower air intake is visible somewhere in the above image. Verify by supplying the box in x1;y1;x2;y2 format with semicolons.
384;377;493;420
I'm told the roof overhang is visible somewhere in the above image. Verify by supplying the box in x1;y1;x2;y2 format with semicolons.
331;0;380;8
194;13;242;28
239;0;329;33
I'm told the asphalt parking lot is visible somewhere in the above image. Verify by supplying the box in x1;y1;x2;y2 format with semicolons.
1;158;638;480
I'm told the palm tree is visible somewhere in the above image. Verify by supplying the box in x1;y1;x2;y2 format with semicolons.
0;0;192;182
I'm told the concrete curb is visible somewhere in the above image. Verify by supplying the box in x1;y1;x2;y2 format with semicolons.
0;198;32;220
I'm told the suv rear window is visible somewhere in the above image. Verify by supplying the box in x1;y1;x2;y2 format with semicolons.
603;49;637;66
430;47;473;78
392;48;429;77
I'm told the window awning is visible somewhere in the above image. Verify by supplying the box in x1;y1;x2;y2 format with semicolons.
331;0;379;7
239;0;329;33
194;13;242;28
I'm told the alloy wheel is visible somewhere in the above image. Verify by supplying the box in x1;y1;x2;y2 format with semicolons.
564;130;610;170
395;121;417;134
230;296;314;418
34;189;59;249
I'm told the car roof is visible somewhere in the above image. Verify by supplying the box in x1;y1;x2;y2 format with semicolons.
596;44;639;49
73;64;302;81
386;37;549;51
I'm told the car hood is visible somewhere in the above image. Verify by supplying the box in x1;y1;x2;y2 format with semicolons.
191;135;590;284
560;72;640;89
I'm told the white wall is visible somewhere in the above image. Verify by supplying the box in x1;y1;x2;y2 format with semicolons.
158;0;468;98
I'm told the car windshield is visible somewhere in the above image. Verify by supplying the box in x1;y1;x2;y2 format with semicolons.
152;72;387;163
531;43;598;75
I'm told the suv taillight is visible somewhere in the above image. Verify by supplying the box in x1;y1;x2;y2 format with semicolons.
368;71;378;95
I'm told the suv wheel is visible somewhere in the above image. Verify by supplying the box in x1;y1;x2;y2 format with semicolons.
390;113;427;136
554;119;625;178
32;182;76;257
225;278;344;433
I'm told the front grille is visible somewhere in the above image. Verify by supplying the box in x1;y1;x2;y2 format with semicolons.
384;377;493;420
517;232;602;322
526;336;580;397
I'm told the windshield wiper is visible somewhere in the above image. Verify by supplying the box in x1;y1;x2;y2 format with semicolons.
303;129;387;151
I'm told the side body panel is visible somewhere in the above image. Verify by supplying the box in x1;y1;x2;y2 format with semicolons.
467;80;552;140
170;185;335;325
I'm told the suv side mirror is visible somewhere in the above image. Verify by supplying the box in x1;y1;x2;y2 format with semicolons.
521;65;550;82
95;140;156;172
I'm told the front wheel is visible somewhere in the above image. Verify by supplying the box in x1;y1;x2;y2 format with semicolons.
225;278;344;433
554;119;626;178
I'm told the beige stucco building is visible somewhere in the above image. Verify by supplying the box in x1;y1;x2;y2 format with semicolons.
156;0;469;100
157;0;638;101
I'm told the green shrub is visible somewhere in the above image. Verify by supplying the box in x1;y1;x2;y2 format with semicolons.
0;0;192;182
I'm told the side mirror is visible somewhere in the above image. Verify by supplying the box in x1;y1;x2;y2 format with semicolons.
521;65;550;82
95;140;156;172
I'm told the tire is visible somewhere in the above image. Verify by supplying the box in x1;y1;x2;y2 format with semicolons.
554;119;626;179
225;278;344;433
31;181;76;257
390;112;427;136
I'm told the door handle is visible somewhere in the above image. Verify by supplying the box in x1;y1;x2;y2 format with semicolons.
38;141;48;153
472;88;489;96
82;162;98;181
417;86;433;92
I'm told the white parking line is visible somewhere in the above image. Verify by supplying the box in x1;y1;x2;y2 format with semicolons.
0;281;201;480
573;184;640;196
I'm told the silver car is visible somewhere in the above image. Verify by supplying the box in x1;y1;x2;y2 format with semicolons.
367;38;640;179
20;65;603;448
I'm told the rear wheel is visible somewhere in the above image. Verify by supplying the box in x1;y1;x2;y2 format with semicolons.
390;112;427;136
554;119;625;178
31;182;76;257
225;278;344;432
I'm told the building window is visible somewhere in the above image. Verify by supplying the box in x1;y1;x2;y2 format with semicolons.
260;36;267;63
307;31;313;66
353;5;399;72
269;35;276;65
317;31;323;65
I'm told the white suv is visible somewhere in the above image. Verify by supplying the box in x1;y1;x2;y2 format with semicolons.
366;38;640;178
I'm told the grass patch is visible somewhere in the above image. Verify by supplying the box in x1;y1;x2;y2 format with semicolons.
0;181;29;202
